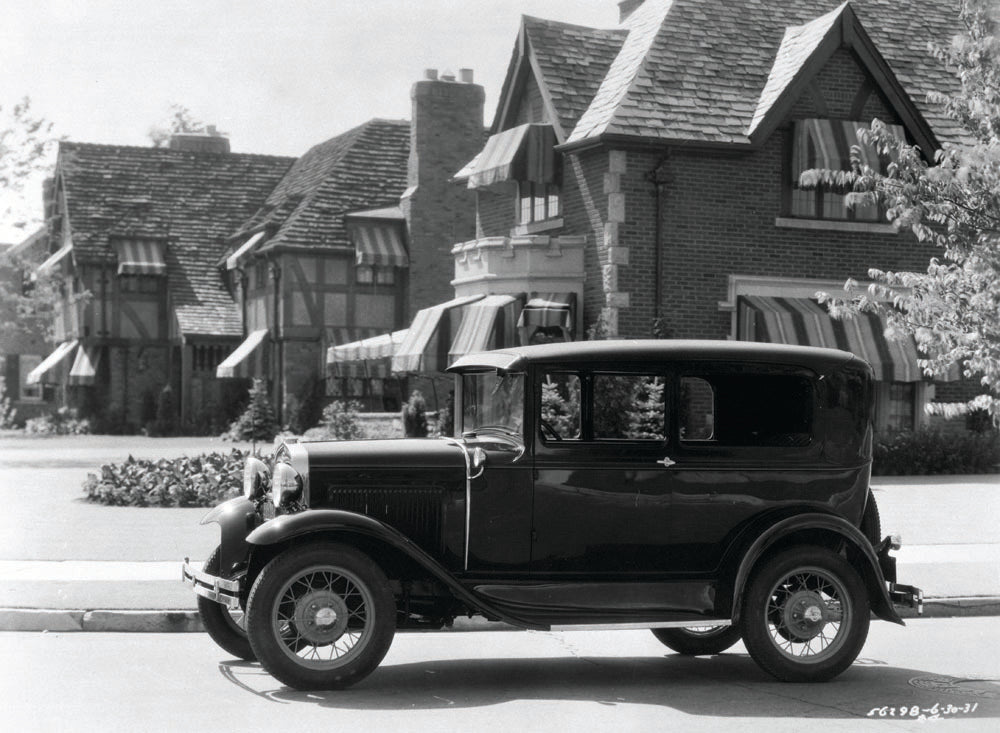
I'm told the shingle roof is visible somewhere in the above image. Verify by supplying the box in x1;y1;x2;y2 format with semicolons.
520;16;627;139
235;119;410;255
57;142;293;336
564;0;964;147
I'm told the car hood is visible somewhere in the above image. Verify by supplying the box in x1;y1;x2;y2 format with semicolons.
296;438;468;470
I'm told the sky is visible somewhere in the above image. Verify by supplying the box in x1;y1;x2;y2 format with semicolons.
0;0;620;242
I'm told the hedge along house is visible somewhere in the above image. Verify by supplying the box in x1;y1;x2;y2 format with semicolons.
218;69;485;421
30;133;294;431
361;0;972;434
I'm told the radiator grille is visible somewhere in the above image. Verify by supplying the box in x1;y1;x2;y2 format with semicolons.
326;487;447;553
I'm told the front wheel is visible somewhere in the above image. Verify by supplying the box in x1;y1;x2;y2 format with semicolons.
741;546;869;682
651;625;742;655
197;545;254;661
247;543;396;690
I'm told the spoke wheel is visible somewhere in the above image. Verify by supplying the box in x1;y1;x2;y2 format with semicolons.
247;543;395;690
197;545;254;661
651;625;741;655
742;546;869;682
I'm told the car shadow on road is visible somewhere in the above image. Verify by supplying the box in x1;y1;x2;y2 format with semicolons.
220;653;1000;720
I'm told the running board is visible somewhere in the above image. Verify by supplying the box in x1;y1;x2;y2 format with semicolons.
549;619;732;632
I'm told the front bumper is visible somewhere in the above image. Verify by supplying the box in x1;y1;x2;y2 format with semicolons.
182;558;242;610
877;535;924;615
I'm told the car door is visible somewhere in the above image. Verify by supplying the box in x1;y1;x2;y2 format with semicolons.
530;365;676;575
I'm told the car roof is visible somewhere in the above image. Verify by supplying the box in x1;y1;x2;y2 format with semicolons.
447;339;859;373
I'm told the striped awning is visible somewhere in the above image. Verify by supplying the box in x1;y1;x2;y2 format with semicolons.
327;329;409;378
68;345;102;386
216;329;269;379
347;221;409;268
113;240;167;276
792;119;905;188
36;245;73;277
517;292;576;332
449;294;522;362
457;123;558;189
225;231;266;270
26;340;78;385
738;295;937;382
391;294;485;373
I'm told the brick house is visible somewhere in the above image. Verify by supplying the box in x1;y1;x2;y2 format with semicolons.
350;0;973;433
30;134;293;431
219;70;484;421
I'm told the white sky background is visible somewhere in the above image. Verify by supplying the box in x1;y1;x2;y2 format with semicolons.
0;0;619;242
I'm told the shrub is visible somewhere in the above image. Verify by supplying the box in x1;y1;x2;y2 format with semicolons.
402;390;428;438
286;377;326;435
438;390;455;438
83;448;254;507
25;406;91;435
0;377;16;429
225;378;278;442
314;399;363;441
872;428;1000;475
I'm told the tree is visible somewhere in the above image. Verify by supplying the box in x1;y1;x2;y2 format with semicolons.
226;379;279;442
0;97;58;232
807;0;1000;424
147;103;205;148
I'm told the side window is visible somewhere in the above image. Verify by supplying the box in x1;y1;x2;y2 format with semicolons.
681;373;813;448
540;372;581;440
593;373;666;441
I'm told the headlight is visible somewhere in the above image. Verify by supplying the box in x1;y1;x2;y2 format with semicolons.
243;457;270;500
272;462;303;508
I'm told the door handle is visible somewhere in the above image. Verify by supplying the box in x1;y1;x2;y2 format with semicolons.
656;456;676;468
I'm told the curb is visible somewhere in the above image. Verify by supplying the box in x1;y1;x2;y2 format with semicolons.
2;598;998;633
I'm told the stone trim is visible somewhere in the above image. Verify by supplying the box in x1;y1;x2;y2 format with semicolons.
600;150;630;336
774;217;898;235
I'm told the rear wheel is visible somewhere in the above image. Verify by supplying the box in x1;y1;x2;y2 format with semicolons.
247;543;396;690
741;546;869;682
651;625;742;655
197;545;255;661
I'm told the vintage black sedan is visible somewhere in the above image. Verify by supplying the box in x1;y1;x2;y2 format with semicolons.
183;340;921;689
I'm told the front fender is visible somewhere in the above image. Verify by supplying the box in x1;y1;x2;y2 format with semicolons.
247;510;545;630
731;513;902;626
200;496;256;577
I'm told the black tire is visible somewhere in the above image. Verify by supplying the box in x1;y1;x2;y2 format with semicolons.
741;546;869;682
651;625;742;655
198;545;255;661
246;542;396;690
861;490;882;547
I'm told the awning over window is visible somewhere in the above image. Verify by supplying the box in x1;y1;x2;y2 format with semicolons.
738;295;937;382
216;329;269;379
225;231;266;271
448;294;523;362
792;119;905;187
517;292;576;332
327;329;409;378
113;240;167;276
391;294;486;373
26;340;78;385
36;245;73;277
456;123;558;189
68;345;102;386
347;220;409;268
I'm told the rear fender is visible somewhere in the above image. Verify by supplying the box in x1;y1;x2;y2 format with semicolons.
200;497;257;577
729;513;903;626
246;510;544;629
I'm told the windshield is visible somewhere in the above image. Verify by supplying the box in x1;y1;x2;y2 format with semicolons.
460;370;525;436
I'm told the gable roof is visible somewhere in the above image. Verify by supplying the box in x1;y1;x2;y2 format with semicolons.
495;16;627;140
56;142;294;336
233;119;410;256
548;0;963;149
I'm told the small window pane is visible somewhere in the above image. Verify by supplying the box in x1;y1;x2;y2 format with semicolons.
375;267;395;285
547;193;560;218
355;265;374;284
593;374;665;441
540;373;581;440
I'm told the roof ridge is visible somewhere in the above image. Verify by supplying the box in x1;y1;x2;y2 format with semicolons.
58;140;296;162
521;14;625;34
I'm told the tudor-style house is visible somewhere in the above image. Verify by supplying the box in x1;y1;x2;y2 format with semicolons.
334;0;977;434
28;133;293;430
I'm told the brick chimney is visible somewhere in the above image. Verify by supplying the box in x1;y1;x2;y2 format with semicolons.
618;0;645;23
168;125;231;154
401;67;485;318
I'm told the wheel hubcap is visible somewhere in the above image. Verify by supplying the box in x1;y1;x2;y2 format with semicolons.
784;590;826;640
294;590;349;645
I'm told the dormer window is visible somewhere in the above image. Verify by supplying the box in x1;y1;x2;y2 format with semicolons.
518;182;560;224
787;119;903;222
